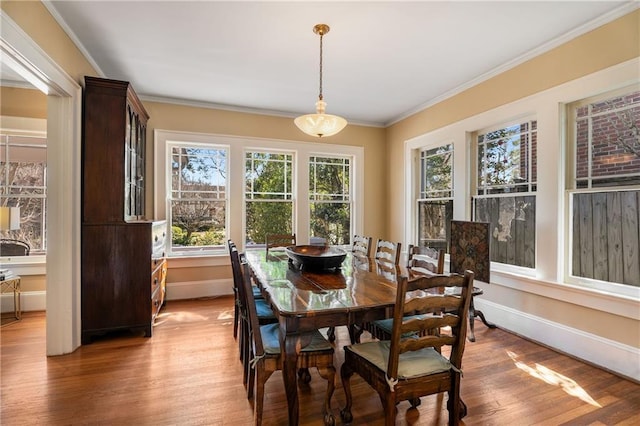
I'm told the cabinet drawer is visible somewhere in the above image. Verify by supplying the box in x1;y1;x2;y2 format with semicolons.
151;259;167;292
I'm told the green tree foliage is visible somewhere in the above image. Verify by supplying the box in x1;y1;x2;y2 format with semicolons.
245;152;293;244
309;157;350;245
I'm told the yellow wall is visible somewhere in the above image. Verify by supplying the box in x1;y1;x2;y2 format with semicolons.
385;10;640;349
0;87;47;118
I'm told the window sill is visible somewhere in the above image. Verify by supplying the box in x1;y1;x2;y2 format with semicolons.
489;269;640;321
167;254;228;268
0;255;46;275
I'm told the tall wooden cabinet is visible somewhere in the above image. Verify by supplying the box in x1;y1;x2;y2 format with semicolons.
81;76;166;344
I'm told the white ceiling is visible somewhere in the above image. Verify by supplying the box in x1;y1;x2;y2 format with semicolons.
44;1;636;127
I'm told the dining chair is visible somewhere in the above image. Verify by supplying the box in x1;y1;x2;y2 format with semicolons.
229;244;277;390
374;239;401;266
265;233;296;254
240;258;336;426
406;243;495;342
340;270;475;426
406;244;445;273
227;240;264;342
352;235;372;258
325;234;373;343
367;246;446;341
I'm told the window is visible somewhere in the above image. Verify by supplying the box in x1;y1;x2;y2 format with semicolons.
417;144;453;252
155;130;363;257
568;86;640;286
245;151;294;246
0;133;47;254
169;144;228;254
473;120;537;268
309;156;351;245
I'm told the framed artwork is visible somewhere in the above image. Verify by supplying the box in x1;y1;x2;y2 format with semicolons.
450;220;490;283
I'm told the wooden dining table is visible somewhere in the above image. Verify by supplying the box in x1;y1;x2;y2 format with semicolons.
245;248;408;426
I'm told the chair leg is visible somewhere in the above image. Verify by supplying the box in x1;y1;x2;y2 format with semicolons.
327;326;336;342
339;363;354;423
254;366;275;426
233;299;239;340
447;373;462;426
383;393;397;426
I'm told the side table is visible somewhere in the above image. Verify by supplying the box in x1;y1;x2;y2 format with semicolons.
1;273;21;326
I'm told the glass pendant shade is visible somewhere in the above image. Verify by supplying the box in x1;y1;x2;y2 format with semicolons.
294;100;347;138
295;24;347;138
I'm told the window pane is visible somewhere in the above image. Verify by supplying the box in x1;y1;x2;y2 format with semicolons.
171;200;226;250
309;156;350;201
474;196;536;268
417;200;452;252
421;144;452;198
478;121;536;192
172;147;226;199
1;134;47;253
245;151;293;200
169;145;228;253
245;201;293;246
574;90;640;188
571;191;640;286
310;202;350;245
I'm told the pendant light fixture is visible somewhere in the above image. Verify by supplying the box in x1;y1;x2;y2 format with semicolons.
294;24;347;138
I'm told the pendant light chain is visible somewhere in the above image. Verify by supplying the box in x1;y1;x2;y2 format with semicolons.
318;31;324;101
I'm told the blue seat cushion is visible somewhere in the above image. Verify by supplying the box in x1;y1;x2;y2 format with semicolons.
254;299;276;319
260;323;333;355
252;285;264;299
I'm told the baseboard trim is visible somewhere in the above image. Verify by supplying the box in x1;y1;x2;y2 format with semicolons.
1;290;46;313
474;298;639;382
165;278;233;301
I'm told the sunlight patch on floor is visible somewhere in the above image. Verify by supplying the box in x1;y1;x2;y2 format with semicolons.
507;350;601;407
218;310;233;320
154;310;209;324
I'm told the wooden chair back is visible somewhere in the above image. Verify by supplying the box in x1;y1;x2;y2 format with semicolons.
265;233;296;254
239;258;265;359
374;239;401;265
407;244;445;274
352;235;372;258
389;271;473;374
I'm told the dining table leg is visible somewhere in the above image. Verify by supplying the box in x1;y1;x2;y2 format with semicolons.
283;335;299;425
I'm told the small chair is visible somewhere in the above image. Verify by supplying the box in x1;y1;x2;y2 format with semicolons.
240;258;336;426
406;244;445;274
0;239;30;256
340;270;475;426
374;239;401;266
229;244;277;390
368;246;446;341
265;233;296;254
352;235;372;258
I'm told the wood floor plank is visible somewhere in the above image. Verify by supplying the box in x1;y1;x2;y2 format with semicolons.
1;297;638;425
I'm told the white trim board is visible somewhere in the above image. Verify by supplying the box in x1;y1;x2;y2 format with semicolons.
165;279;233;301
1;290;46;313
475;298;640;382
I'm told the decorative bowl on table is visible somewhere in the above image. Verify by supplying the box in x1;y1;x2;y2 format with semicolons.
285;245;347;271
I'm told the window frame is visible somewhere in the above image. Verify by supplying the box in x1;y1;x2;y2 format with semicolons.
154;130;364;262
565;84;640;291
167;142;229;256
416;143;454;251
1;117;48;261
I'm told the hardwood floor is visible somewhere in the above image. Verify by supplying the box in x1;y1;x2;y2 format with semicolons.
1;297;638;425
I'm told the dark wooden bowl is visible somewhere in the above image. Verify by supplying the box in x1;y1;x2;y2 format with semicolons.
285;245;347;270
